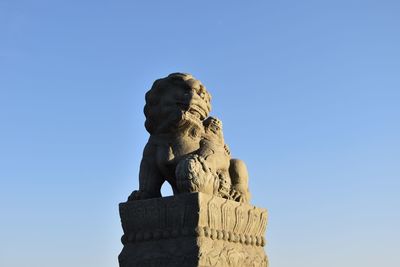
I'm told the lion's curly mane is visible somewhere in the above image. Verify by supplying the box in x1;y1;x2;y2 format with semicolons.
144;73;212;134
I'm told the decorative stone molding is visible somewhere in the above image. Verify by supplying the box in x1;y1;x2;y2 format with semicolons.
119;193;268;267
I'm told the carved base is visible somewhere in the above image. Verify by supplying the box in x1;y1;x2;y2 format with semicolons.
119;193;268;267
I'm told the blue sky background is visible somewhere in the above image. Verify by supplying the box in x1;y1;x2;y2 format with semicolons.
1;1;399;266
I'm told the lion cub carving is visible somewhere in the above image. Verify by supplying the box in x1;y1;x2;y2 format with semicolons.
128;73;250;203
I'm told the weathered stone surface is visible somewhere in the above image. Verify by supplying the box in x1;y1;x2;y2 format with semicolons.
119;193;268;267
119;73;269;266
127;73;251;203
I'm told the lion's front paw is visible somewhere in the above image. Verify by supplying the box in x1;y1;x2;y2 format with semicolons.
127;190;142;201
127;190;156;201
230;188;250;203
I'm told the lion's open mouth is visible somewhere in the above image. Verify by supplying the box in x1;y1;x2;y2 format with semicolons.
176;102;208;120
188;106;202;119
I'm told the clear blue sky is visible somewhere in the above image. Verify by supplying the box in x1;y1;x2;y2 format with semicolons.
1;1;399;266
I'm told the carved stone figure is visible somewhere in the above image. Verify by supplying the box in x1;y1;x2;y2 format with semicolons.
119;73;267;267
128;73;250;203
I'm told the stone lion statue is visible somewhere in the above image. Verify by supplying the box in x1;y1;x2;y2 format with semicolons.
128;73;250;203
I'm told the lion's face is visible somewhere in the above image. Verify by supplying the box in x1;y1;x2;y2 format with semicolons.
144;73;211;135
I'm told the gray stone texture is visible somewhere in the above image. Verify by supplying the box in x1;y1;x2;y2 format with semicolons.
119;193;268;267
127;73;250;203
120;73;268;266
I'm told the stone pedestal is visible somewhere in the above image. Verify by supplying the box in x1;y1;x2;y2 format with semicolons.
119;193;268;267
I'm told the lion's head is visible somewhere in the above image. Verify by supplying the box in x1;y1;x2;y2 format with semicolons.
203;117;225;145
144;73;212;135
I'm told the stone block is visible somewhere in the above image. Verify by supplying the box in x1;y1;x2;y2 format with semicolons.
119;193;268;267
